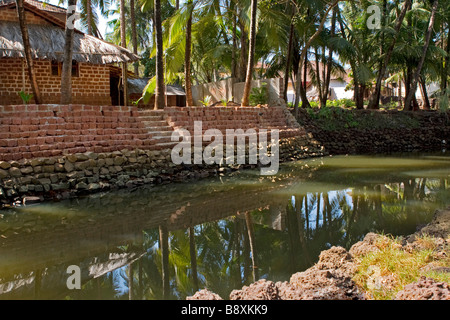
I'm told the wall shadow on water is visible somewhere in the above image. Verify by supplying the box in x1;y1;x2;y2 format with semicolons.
0;152;449;299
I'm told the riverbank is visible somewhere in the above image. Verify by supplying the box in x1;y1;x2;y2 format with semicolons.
187;206;450;300
0;104;326;206
295;108;450;154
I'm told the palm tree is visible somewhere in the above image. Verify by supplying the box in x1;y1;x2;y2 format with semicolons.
60;0;78;105
367;0;412;110
154;0;166;109
159;224;170;299
130;0;139;76
293;0;341;115
244;212;258;282
120;0;128;106
16;0;42;104
185;0;194;106
86;0;92;35
404;0;439;110
241;0;258;107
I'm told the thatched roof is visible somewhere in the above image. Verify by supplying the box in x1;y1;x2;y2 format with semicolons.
0;0;66;21
0;1;139;64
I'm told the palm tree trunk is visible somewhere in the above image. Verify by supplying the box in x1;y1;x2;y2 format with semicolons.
294;0;341;116
283;16;295;102
314;46;323;107
231;1;237;80
130;0;139;76
120;0;128;106
159;224;170;299
324;8;337;104
185;1;194;106
241;0;258;107
404;0;438;111
86;0;92;35
16;0;42;104
188;226;199;292
154;0;166;109
238;7;248;83
419;76;431;109
60;0;77;105
128;262;134;300
367;0;411;110
244;212;258;282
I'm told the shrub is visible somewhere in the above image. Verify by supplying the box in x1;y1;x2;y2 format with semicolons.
249;84;268;106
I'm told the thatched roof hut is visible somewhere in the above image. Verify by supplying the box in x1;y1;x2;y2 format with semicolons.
0;1;138;64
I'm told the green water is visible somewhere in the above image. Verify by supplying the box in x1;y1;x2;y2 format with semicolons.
1;152;450;300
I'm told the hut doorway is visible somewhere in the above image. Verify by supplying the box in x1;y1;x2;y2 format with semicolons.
110;75;122;106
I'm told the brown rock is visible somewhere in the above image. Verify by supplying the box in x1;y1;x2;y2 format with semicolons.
395;277;450;300
230;279;280;300
186;289;223;300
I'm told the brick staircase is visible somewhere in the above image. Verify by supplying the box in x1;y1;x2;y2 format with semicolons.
137;109;177;150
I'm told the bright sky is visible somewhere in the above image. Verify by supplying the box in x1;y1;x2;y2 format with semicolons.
46;0;114;38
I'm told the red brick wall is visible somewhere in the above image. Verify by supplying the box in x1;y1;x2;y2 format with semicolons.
0;105;303;161
0;104;153;161
164;106;302;138
0;6;51;25
0;59;111;105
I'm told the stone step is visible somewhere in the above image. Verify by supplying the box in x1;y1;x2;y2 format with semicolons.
149;131;173;137
153;141;178;148
151;136;174;144
142;120;169;127
138;109;165;115
146;126;173;132
139;115;165;121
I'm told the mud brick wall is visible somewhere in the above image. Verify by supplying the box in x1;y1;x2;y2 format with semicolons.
0;104;153;161
164;106;304;139
0;6;52;24
0;59;111;106
0;6;111;105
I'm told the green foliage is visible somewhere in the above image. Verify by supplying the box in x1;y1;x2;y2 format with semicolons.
249;84;268;106
18;91;33;104
199;95;212;107
305;107;420;131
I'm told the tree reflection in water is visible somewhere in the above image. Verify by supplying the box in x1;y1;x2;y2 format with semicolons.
1;154;449;300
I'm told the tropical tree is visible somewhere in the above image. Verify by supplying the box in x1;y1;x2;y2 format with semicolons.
16;0;42;104
120;0;128;106
367;0;412;110
185;0;194;106
154;0;166;109
241;0;258;107
60;0;78;104
404;0;439;110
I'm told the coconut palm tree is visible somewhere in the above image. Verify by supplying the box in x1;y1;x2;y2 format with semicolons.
367;0;412;110
60;0;78;104
404;0;439;110
119;0;128;106
16;0;42;104
241;0;257;107
154;0;166;109
185;0;194;106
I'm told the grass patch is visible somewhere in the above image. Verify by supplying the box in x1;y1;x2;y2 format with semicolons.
352;235;449;300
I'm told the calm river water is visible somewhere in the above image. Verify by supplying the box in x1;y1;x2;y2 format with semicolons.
1;152;450;300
